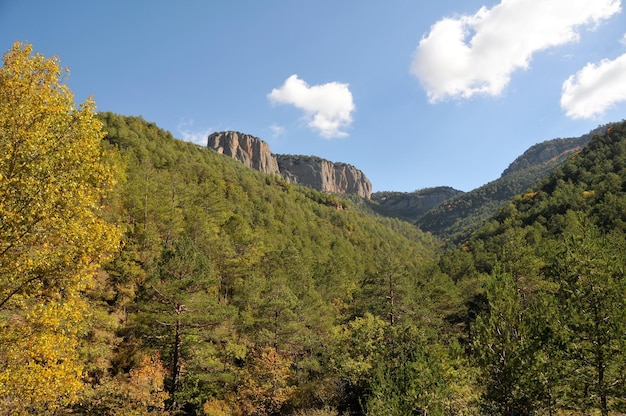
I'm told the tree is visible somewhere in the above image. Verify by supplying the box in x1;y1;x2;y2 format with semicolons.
366;324;452;416
0;42;120;412
233;346;296;416
471;270;537;415
131;238;235;412
545;223;626;415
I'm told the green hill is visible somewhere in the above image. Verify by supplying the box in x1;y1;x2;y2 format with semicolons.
416;125;609;244
439;121;626;415
82;113;465;415
6;109;626;415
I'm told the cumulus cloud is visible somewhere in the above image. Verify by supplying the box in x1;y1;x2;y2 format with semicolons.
178;119;213;146
411;0;621;102
561;52;626;118
268;74;355;138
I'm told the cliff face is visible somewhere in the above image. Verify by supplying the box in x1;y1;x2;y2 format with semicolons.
276;155;372;199
207;131;372;199
207;131;279;175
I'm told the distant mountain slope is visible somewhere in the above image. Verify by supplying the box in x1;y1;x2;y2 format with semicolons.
369;187;464;221
443;120;626;416
415;125;610;244
470;120;626;247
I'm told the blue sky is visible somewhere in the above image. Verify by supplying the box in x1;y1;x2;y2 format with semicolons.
2;1;626;192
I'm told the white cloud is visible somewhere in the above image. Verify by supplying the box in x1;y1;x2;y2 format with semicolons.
269;124;285;139
268;74;355;139
561;52;626;118
178;119;213;146
621;32;626;46
411;0;621;102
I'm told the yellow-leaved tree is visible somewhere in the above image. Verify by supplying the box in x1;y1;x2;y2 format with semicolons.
0;42;121;414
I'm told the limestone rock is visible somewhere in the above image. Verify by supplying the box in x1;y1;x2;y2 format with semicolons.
207;131;372;199
207;131;279;175
276;155;372;199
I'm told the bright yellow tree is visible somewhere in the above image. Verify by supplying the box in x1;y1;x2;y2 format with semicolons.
0;42;121;414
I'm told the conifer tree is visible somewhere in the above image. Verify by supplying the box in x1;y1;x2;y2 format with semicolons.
545;223;626;415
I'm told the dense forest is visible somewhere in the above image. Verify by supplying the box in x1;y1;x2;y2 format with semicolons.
414;127;607;244
1;43;625;415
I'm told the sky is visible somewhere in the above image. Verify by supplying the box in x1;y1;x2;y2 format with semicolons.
2;1;626;193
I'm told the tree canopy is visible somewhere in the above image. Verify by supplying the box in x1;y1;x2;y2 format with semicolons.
0;42;121;413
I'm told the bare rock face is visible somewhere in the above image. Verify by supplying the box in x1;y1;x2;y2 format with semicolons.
276;155;372;199
207;131;279;175
207;131;372;199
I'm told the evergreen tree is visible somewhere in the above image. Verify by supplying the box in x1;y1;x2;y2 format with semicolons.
131;238;236;412
472;270;537;415
545;222;626;415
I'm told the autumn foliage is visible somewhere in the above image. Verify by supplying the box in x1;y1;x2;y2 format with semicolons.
0;42;121;413
2;41;625;415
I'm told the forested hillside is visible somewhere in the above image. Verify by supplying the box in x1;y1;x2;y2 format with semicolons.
415;127;607;244
442;121;626;415
76;113;468;415
2;42;625;416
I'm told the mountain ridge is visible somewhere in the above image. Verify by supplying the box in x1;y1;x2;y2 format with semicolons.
207;131;373;199
207;125;618;245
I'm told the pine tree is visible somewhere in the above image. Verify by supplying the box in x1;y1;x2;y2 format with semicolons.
545;222;626;415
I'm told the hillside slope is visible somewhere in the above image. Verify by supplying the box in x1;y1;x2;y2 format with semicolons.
441;120;626;415
85;113;459;415
415;125;609;243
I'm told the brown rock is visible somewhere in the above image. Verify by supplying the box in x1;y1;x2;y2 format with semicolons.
207;131;372;199
207;131;279;175
276;155;372;199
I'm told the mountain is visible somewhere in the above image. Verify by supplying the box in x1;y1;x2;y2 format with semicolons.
98;115;626;415
369;187;464;221
445;120;626;415
11;108;626;415
84;113;451;415
414;125;610;244
207;127;611;244
208;131;372;199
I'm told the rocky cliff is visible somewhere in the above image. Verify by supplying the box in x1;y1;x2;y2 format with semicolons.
276;155;372;199
207;131;372;199
207;131;279;174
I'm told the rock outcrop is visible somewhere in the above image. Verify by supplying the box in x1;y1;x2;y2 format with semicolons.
207;131;372;199
276;155;372;199
207;131;279;175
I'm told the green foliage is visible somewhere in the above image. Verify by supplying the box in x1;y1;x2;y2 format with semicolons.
472;270;539;415
460;121;626;415
544;222;626;415
8;41;626;415
369;186;463;222
90;113;454;414
416;126;608;244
